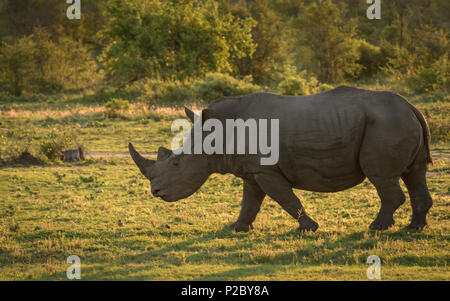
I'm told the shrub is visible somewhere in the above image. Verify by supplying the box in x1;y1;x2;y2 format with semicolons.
407;57;448;94
153;82;194;106
428;119;450;143
105;98;130;118
356;40;385;78
277;76;310;96
139;79;194;107
39;129;72;161
0;127;41;165
409;69;441;93
314;83;334;93
277;71;332;96
432;55;450;94
1;126;85;166
0;36;35;95
0;28;100;95
39;138;61;161
194;73;260;103
138;73;260;105
419;102;450;143
270;64;299;87
39;127;84;162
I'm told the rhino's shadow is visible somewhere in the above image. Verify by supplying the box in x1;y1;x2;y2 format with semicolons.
78;227;438;280
191;228;440;280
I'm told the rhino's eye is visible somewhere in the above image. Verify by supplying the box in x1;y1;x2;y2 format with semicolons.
171;159;179;167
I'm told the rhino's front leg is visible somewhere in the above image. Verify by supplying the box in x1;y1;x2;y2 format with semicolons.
254;171;319;232
231;179;266;232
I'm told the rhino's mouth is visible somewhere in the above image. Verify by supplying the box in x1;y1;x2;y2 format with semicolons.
158;195;179;203
153;183;198;203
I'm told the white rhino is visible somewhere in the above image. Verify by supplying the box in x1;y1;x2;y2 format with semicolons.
129;86;433;232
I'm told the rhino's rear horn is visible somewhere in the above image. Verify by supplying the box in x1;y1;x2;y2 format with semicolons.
129;143;155;178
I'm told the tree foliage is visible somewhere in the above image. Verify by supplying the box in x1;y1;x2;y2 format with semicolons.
0;0;447;95
297;0;361;83
0;28;100;95
222;0;291;85
99;0;256;84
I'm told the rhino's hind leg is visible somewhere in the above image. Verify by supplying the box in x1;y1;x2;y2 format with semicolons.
401;161;433;230
368;176;406;230
231;179;266;232
254;172;319;232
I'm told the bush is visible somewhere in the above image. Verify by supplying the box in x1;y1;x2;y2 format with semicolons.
418;102;449;143
269;64;299;87
277;71;332;96
428;119;450;143
382;24;448;95
0;36;35;95
0;126;85;166
407;55;448;94
137;74;260;106
137;72;332;105
0;28;100;95
356;39;385;78
408;69;441;93
105;98;130;118
314;83;334;93
154;81;193;106
277;76;309;96
138;79;194;107
194;73;260;103
39;127;83;162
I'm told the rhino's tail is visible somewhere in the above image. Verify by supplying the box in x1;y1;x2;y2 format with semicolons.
408;102;433;165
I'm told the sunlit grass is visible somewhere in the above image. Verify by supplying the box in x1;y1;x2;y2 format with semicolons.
0;157;448;280
0;93;448;280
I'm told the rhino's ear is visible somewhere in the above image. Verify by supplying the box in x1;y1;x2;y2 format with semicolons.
157;146;172;160
184;107;196;123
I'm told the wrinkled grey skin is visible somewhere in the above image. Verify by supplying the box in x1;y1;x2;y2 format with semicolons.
129;86;433;232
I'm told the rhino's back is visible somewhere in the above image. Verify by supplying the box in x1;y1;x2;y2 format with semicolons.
208;86;373;120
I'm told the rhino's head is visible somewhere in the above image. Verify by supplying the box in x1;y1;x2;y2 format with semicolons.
128;142;210;202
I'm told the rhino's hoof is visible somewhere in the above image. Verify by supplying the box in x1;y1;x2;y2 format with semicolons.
406;222;427;230
230;221;253;233
369;215;394;230
297;217;319;232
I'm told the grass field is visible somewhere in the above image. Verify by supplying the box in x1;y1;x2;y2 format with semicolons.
0;91;449;280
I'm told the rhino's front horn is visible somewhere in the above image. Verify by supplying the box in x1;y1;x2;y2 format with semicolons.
128;143;155;179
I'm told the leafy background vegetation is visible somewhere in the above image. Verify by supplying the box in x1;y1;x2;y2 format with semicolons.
0;0;448;99
0;0;448;280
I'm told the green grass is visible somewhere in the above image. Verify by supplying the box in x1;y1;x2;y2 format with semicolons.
0;105;181;156
0;92;449;281
0;158;448;280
